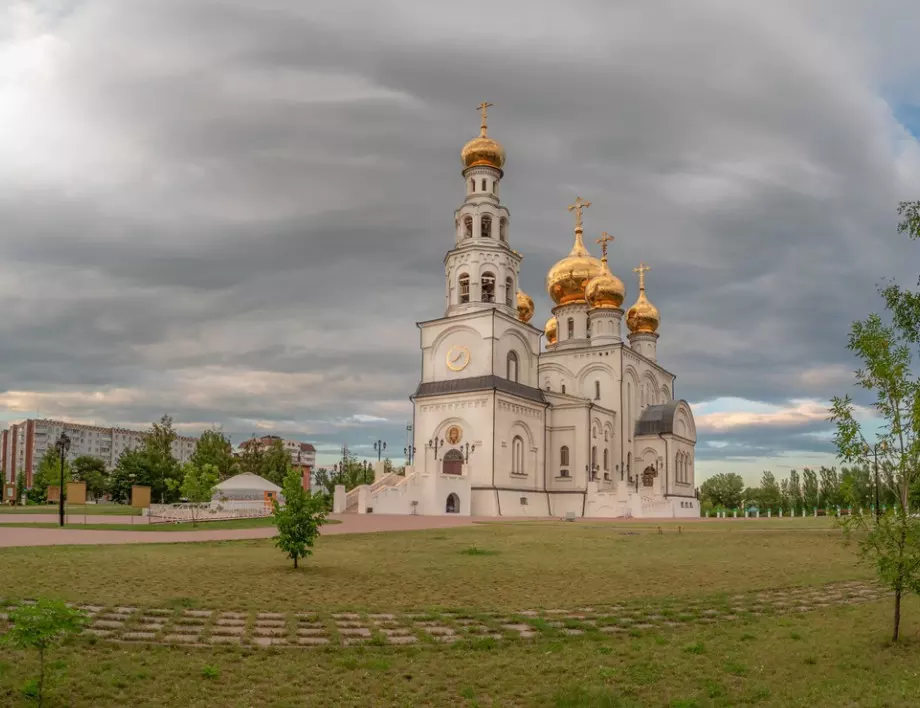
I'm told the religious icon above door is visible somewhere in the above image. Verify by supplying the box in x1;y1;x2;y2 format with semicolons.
447;425;462;445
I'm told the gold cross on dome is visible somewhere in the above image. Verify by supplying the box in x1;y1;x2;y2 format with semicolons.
477;101;493;135
633;262;651;289
596;232;614;259
567;197;591;230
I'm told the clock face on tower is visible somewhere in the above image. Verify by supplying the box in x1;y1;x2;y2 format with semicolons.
446;345;471;371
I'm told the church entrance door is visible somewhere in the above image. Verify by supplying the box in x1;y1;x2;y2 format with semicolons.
446;493;460;513
442;449;463;475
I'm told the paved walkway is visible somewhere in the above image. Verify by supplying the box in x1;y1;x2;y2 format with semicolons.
0;514;482;548
0;580;885;649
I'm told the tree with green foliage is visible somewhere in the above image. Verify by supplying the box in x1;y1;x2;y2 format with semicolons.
829;201;920;642
699;472;744;509
819;466;842;509
2;599;87;707
787;469;803;513
779;478;791;511
801;468;819;510
71;455;108;501
142;414;182;503
759;471;782;511
27;448;71;505
15;472;26;506
190;428;238;480
107;447;150;504
272;468;327;568
261;439;293;486
840;465;873;509
167;462;219;526
238;439;266;477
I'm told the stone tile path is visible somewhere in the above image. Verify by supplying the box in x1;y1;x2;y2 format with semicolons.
0;581;885;650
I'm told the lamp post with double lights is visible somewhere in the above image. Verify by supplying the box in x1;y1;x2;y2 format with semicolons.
462;442;476;463
374;440;387;461
55;432;71;527
863;439;888;521
404;445;416;466
428;437;444;461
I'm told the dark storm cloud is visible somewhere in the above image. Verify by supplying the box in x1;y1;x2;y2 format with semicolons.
2;0;919;465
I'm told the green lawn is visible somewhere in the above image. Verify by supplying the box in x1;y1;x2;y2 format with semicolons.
1;518;912;708
0;504;141;516
0;600;916;707
0;519;870;612
0;516;341;532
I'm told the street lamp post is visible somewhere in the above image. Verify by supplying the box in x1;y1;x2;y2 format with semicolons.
362;460;370;485
404;445;416;466
55;432;71;528
374;440;387;461
462;442;476;463
863;439;887;522
428;437;444;461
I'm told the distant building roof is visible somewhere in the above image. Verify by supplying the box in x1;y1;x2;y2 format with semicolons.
214;472;281;494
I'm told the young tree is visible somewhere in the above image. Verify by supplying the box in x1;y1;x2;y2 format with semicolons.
71;456;108;501
191;428;238;480
801;468;820;510
143;414;182;502
2;599;86;707
779;478;791;511
840;465;873;509
699;473;744;509
272;468;327;568
819;466;842;509
830;203;920;641
15;472;25;506
167;462;219;526
238;439;266;477
108;448;151;504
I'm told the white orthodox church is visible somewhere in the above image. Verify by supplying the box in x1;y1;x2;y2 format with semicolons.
353;105;699;518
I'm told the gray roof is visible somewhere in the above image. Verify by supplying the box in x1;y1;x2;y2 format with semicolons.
413;375;546;404
635;401;682;436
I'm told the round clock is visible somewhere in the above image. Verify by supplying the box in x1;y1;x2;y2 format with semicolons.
446;345;471;371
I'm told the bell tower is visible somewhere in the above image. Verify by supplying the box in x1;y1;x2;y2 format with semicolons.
445;103;520;318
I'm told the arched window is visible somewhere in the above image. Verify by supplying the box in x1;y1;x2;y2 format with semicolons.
512;436;524;475
627;382;632;442
481;272;495;302
499;218;507;241
626;452;631;480
604;429;609;442
567;318;574;339
505;277;514;306
603;448;609;471
481;215;492;238
459;273;470;303
561;384;566;395
595;381;600;400
464;216;473;239
470;178;475;192
591;446;598;479
481;178;487;191
560;446;569;466
492;180;496;193
506;351;519;382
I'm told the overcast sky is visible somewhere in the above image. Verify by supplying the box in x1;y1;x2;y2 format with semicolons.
2;0;919;483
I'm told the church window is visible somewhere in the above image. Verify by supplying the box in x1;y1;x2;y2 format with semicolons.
595;381;600;400
512;436;524;475
560;446;569;466
567;318;574;339
481;215;492;238
507;351;519;382
603;448;609;471
492;180;496;193
561;384;566;395
499;218;507;241
505;277;514;306
591;446;598;479
459;274;470;303
481;272;496;302
470;178;475;192
604;429;609;442
464;216;473;239
481;178;487;191
442;448;463;475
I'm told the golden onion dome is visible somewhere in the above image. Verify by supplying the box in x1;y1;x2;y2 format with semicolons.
461;102;505;170
516;289;534;323
545;316;558;344
626;263;660;334
585;257;626;309
546;230;604;305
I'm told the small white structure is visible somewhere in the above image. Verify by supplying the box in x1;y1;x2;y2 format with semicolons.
213;473;282;503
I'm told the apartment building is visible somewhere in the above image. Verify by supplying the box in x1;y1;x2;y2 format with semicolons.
1;419;198;498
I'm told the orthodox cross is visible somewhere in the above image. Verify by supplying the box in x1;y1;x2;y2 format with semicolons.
596;232;614;260
633;262;651;290
478;101;493;135
567;197;591;230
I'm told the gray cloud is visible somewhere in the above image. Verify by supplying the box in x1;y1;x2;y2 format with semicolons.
1;0;919;467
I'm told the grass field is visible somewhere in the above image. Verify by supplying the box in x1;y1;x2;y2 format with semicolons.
0;504;141;516
1;518;913;707
0;516;342;532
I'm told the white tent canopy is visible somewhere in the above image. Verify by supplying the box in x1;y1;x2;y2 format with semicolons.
213;473;281;500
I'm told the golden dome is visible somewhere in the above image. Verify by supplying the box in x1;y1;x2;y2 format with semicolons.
585;257;625;309
545;316;558;344
516;289;534;323
461;101;505;170
626;263;660;334
546;231;604;305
